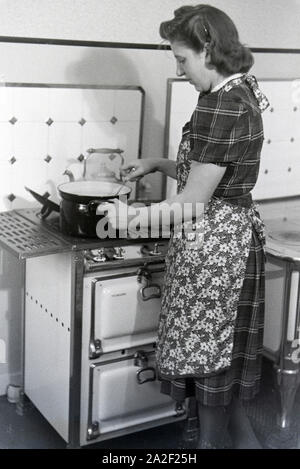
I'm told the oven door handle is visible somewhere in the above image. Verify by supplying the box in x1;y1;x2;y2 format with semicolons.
136;366;156;384
140;283;161;301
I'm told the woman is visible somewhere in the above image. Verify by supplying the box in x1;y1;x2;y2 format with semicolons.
100;4;268;449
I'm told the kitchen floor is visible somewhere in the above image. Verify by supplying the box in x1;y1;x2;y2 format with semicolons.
0;358;299;450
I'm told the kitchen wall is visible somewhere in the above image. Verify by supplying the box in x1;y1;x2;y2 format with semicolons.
0;0;300;48
0;0;299;203
0;0;299;395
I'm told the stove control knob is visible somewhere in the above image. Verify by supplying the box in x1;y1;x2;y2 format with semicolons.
113;247;125;260
93;249;107;262
149;243;162;256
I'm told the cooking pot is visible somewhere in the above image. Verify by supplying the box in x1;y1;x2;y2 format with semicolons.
58;148;131;237
26;148;132;238
58;180;131;237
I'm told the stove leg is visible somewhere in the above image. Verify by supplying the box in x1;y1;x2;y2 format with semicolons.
275;366;300;428
15;391;33;416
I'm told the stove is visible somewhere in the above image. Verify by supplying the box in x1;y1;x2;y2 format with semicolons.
0;207;185;448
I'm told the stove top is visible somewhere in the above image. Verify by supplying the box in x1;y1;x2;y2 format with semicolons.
1;198;299;262
0;208;168;260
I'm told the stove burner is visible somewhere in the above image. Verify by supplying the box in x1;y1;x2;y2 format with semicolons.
269;230;300;246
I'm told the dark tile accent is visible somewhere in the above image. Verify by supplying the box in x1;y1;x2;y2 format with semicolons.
9;156;16;165
110;116;118;125
7;193;16;202
9;116;17;125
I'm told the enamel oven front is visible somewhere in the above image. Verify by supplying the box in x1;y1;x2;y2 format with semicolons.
80;262;182;446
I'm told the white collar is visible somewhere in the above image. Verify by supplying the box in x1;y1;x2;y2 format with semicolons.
211;73;244;93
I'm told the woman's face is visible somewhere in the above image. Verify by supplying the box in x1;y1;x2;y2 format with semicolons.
170;40;212;93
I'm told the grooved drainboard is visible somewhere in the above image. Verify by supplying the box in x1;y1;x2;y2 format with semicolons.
0;211;68;258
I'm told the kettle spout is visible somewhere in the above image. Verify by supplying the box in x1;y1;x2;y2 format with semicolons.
63;169;75;182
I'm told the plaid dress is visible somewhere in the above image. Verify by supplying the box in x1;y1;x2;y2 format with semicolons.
158;75;268;406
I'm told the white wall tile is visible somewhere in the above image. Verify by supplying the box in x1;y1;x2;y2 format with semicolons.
263;108;291;142
254;141;300;199
113;121;140;160
114;90;142;121
286;146;300;176
11;158;47;201
289;107;300;140
13;87;49;122
259;81;292;108
82;122;118;149
0;162;12;211
82;89;114;122
48;122;83;160
13;123;48;160
0;123;14;161
48;88;83;122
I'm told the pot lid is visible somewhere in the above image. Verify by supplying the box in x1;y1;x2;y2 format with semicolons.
58;180;131;197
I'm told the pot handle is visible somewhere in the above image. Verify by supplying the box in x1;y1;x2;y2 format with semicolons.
87;199;109;214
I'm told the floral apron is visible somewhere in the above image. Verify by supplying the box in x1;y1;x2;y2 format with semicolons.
156;136;265;379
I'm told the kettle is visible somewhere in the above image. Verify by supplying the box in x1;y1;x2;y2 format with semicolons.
63;148;125;183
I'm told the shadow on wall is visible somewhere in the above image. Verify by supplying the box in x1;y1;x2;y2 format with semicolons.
65;47;165;201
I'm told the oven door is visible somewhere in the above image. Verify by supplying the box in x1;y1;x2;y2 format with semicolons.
89;268;164;356
87;351;179;438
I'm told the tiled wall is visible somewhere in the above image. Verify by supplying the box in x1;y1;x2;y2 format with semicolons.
0;84;143;212
165;79;300;200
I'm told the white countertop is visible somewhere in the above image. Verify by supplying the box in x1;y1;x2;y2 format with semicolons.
257;197;300;261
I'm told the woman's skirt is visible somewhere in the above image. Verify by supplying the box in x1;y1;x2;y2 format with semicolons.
158;199;265;406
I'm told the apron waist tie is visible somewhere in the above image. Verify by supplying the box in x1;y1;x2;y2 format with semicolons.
213;193;253;209
213;194;266;246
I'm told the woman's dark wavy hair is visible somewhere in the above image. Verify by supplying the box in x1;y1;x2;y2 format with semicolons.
159;4;253;75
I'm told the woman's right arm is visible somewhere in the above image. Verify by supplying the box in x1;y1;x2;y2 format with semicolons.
154;158;177;179
121;158;177;181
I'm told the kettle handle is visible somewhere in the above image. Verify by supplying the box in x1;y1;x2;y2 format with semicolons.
108;152;125;181
87;148;124;155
